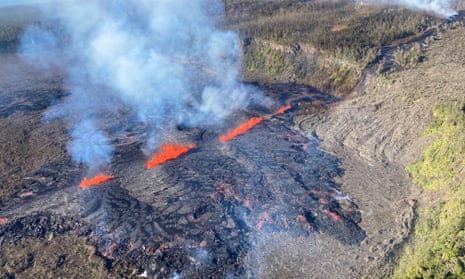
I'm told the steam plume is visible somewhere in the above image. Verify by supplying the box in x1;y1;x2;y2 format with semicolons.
0;0;53;7
364;0;457;17
20;0;257;170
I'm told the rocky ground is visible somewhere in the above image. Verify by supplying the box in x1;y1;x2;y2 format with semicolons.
238;12;465;279
295;16;465;278
0;10;464;279
0;53;364;278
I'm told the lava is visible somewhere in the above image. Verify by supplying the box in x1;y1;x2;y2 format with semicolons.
0;217;8;224
296;214;315;231
273;104;292;115
19;191;34;198
214;182;253;211
322;209;341;221
79;174;115;188
102;242;118;259
319;198;330;205
219;116;264;142
145;143;196;169
256;211;275;231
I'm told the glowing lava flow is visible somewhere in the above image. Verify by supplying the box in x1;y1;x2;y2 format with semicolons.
146;143;196;169
322;209;341;221
79;174;115;188
219;117;264;143
273;104;292;115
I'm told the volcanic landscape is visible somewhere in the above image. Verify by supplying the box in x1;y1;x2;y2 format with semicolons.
0;51;370;277
3;0;464;278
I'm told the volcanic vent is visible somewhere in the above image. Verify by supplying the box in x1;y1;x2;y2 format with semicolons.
0;84;365;278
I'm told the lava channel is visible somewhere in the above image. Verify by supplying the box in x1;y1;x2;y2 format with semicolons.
219;116;264;143
273;104;292;115
79;173;115;188
145;143;196;169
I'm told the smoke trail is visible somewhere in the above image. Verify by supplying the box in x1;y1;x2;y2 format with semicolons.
365;0;457;17
19;0;259;170
68;119;114;168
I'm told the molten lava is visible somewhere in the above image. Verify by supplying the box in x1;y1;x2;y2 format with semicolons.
273;104;292;115
79;174;115;188
219;117;264;143
146;143;196;169
322;209;341;221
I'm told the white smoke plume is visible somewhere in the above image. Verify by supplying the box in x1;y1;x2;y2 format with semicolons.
363;0;457;18
0;0;52;7
19;0;260;170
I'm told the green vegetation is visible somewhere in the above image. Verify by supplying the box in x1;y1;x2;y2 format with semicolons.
394;42;425;69
328;64;356;89
244;43;285;74
0;1;439;93
225;0;438;92
395;102;465;278
407;103;465;191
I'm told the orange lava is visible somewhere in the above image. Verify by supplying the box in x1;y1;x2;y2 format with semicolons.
79;174;115;188
19;191;34;198
296;214;314;231
256;220;265;230
256;211;275;231
322;209;341;221
282;217;289;229
243;198;253;211
296;214;307;223
102;242;118;259
319;198;329;205
146;143;196;169
273;104;292;115
219;117;264;143
0;217;8;224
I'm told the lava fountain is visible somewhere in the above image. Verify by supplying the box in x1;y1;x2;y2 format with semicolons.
79;173;115;188
273;104;292;115
219;117;264;143
145;143;196;169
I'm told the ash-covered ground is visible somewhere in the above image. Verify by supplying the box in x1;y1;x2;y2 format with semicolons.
0;54;366;278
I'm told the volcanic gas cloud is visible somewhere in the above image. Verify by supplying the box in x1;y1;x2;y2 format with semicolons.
364;0;457;17
20;0;259;171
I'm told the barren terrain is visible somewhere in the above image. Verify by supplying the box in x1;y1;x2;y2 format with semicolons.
0;3;465;279
298;17;465;277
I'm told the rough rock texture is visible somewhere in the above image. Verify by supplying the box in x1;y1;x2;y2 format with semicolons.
294;20;465;278
1;14;464;279
0;54;366;278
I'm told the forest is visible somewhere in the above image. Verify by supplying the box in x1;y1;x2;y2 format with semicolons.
225;0;439;93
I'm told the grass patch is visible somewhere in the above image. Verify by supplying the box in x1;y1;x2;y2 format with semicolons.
395;102;465;278
244;44;285;74
328;64;357;91
407;103;465;190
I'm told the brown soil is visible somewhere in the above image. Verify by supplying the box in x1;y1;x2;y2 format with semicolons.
0;236;113;278
0;54;68;205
